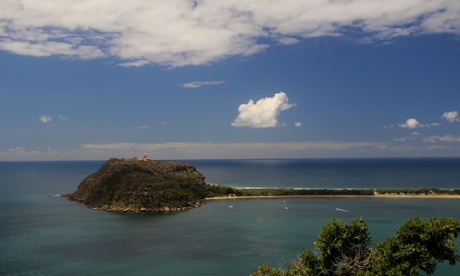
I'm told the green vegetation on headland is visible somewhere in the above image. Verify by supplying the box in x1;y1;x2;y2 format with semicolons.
64;158;460;213
64;158;234;213
252;216;460;276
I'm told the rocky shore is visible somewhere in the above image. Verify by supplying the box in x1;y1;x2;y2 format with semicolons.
88;202;202;213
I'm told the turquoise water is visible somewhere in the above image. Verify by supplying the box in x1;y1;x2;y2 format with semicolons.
1;159;460;275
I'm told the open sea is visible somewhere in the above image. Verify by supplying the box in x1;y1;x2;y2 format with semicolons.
1;158;460;275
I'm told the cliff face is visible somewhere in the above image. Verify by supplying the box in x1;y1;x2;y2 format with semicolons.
65;158;211;212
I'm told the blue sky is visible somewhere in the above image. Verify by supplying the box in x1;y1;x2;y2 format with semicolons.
1;0;460;160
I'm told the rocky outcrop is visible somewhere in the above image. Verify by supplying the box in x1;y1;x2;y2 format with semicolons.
64;158;212;213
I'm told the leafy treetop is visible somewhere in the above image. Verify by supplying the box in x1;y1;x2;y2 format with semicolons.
252;216;460;276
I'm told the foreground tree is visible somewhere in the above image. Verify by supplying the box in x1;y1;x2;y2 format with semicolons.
252;216;460;276
373;217;460;275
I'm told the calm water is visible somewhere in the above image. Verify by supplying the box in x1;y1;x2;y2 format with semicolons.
1;158;460;275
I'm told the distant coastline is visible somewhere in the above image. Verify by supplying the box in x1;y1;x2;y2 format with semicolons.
206;188;460;200
206;194;460;200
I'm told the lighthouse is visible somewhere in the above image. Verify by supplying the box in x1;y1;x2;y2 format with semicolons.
135;153;151;161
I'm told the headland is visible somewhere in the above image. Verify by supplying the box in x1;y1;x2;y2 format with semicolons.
63;158;233;213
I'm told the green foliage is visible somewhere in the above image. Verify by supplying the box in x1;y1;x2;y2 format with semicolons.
65;158;237;212
205;185;240;197
377;188;460;196
313;217;373;274
252;217;460;276
238;189;374;197
252;265;283;276
373;217;460;275
237;188;460;197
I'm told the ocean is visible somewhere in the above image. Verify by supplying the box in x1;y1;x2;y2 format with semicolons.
1;158;460;275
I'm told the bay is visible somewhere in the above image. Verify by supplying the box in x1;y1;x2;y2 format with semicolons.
1;158;459;275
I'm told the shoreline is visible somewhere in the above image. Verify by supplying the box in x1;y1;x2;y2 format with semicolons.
205;194;460;200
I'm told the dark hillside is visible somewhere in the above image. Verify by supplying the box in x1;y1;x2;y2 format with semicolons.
64;158;231;212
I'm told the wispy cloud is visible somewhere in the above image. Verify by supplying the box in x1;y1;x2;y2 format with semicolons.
39;115;53;123
4;139;460;161
0;1;458;67
423;135;460;143
80;141;380;159
132;125;150;130
57;114;68;121
182;81;225;88
118;60;150;68
231;92;296;128
393;137;416;142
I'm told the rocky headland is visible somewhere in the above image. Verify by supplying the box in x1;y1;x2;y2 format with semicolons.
64;158;234;213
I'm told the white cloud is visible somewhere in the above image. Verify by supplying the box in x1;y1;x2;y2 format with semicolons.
118;60;150;68
399;118;420;129
39;115;53;123
278;37;300;45
182;81;225;88
231;92;296;128
441;111;459;123
398;118;441;129
423;135;460;143
0;1;459;67
295;122;302;127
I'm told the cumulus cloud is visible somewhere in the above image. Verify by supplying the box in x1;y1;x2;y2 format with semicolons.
295;122;302;127
0;1;459;67
39;115;52;123
441;111;459;123
399;118;420;129
398;118;441;129
182;81;225;88
231;92;296;128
